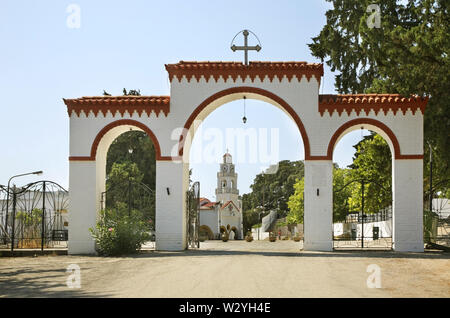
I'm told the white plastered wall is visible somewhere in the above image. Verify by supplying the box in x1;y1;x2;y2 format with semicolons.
68;73;425;254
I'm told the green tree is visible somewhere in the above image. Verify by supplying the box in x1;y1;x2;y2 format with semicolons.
242;160;305;218
333;166;352;221
242;208;262;235
287;178;304;224
309;0;450;197
106;161;154;221
347;133;392;214
106;130;156;189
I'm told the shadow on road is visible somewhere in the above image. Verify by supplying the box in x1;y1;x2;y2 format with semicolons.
0;266;111;298
116;248;450;260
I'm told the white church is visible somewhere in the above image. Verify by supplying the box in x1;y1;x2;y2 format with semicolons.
199;152;244;240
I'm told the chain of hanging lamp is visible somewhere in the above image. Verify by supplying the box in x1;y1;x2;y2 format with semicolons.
242;96;247;124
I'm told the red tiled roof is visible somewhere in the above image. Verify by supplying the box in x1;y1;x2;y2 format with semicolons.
200;202;217;210
199;197;218;209
63;96;170;117
319;94;428;116
165;61;323;83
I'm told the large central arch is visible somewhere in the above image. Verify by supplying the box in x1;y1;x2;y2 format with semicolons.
177;86;311;161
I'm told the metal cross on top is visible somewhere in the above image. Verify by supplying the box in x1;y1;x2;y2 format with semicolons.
231;29;262;66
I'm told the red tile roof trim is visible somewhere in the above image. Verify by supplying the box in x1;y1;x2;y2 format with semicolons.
165;61;323;84
319;94;428;116
63;96;170;118
221;200;240;212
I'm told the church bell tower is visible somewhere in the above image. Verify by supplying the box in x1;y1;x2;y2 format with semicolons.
216;152;239;204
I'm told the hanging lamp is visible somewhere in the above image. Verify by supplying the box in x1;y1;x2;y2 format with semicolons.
242;96;247;124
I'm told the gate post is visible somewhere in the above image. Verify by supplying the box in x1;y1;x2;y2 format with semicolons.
392;159;424;252
10;188;17;253
303;160;333;251
68;161;98;254
155;160;187;251
41;181;46;251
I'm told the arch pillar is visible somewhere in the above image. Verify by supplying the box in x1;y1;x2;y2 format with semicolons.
392;159;424;252
303;160;333;251
68;161;98;254
155;160;188;250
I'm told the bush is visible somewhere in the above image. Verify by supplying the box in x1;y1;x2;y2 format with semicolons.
89;208;151;256
245;235;253;242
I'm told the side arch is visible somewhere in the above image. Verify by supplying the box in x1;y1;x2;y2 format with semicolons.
69;119;163;161
326;118;423;160
178;86;312;159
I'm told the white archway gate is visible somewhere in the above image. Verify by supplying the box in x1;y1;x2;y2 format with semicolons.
64;61;428;254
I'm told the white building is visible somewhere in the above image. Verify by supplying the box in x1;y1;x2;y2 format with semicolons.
199;152;243;239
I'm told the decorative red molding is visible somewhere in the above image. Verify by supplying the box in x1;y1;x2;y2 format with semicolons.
178;86;314;160
165;61;323;84
63;96;170;118
319;94;428;116
323;118;424;160
68;119;172;161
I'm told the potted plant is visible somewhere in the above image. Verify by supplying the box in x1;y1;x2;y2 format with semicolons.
221;233;229;242
245;233;253;242
269;232;276;242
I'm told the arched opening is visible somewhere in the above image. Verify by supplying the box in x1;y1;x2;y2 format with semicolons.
93;120;157;250
330;122;394;250
184;87;306;248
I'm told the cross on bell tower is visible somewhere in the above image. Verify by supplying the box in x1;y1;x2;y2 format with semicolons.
231;29;262;66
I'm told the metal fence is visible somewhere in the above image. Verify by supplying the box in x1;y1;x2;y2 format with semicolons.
0;181;69;252
424;210;450;249
333;207;393;250
101;179;155;250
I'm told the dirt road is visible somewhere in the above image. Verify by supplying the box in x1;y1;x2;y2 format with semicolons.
0;241;449;297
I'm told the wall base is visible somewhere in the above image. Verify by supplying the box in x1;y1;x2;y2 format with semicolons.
68;240;96;255
393;242;424;252
303;240;333;252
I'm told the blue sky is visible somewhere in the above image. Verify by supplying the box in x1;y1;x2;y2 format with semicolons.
0;1;368;196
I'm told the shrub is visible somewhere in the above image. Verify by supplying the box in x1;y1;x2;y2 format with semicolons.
89;208;151;256
245;235;253;242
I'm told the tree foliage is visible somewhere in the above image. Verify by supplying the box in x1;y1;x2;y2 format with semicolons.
348;133;392;213
242;160;304;231
242;160;304;211
309;0;450;197
106;130;156;190
286;178;304;224
105;131;156;220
